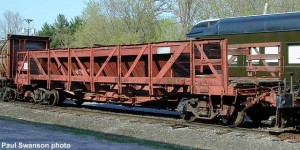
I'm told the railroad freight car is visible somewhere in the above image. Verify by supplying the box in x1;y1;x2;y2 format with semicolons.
10;38;299;128
0;34;50;101
1;12;300;129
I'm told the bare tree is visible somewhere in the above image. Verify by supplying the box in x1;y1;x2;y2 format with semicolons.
0;10;23;39
170;0;216;39
102;0;171;43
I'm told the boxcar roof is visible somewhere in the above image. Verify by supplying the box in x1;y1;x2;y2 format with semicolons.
7;34;50;41
187;11;300;38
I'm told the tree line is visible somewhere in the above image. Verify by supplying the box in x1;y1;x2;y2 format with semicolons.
1;0;300;48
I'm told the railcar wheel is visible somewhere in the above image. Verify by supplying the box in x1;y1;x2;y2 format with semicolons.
45;90;59;106
1;87;17;102
25;91;35;103
12;89;17;101
0;87;4;99
232;110;246;126
0;87;7;101
177;98;197;122
221;109;245;127
32;89;42;104
180;112;196;122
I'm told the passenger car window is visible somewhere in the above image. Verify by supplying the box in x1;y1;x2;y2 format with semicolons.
265;47;279;63
288;45;300;64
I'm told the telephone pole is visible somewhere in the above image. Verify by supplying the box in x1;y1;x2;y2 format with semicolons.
24;19;33;36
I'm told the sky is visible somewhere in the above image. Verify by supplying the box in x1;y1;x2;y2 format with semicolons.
0;0;86;32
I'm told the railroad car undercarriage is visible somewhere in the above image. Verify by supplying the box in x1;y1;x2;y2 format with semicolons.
1;39;299;128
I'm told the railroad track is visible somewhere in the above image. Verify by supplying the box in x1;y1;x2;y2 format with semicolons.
1;100;299;140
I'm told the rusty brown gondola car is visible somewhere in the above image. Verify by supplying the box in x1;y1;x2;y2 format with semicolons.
12;38;299;128
1;12;300;129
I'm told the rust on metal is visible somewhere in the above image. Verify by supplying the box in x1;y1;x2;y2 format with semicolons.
15;40;283;106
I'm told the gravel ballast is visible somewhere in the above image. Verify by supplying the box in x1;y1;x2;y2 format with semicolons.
0;101;299;150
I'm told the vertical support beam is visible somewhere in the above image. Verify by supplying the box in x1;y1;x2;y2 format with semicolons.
279;44;283;77
11;39;17;78
47;49;51;89
20;40;25;69
200;52;204;73
148;43;153;95
15;53;19;85
246;47;253;77
117;46;122;95
23;40;26;51
190;41;194;94
90;47;95;92
67;48;71;91
27;51;30;85
221;39;228;95
45;40;49;49
275;108;280;128
8;39;12;78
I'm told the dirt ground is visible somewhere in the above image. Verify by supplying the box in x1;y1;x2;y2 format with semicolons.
0;101;299;150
